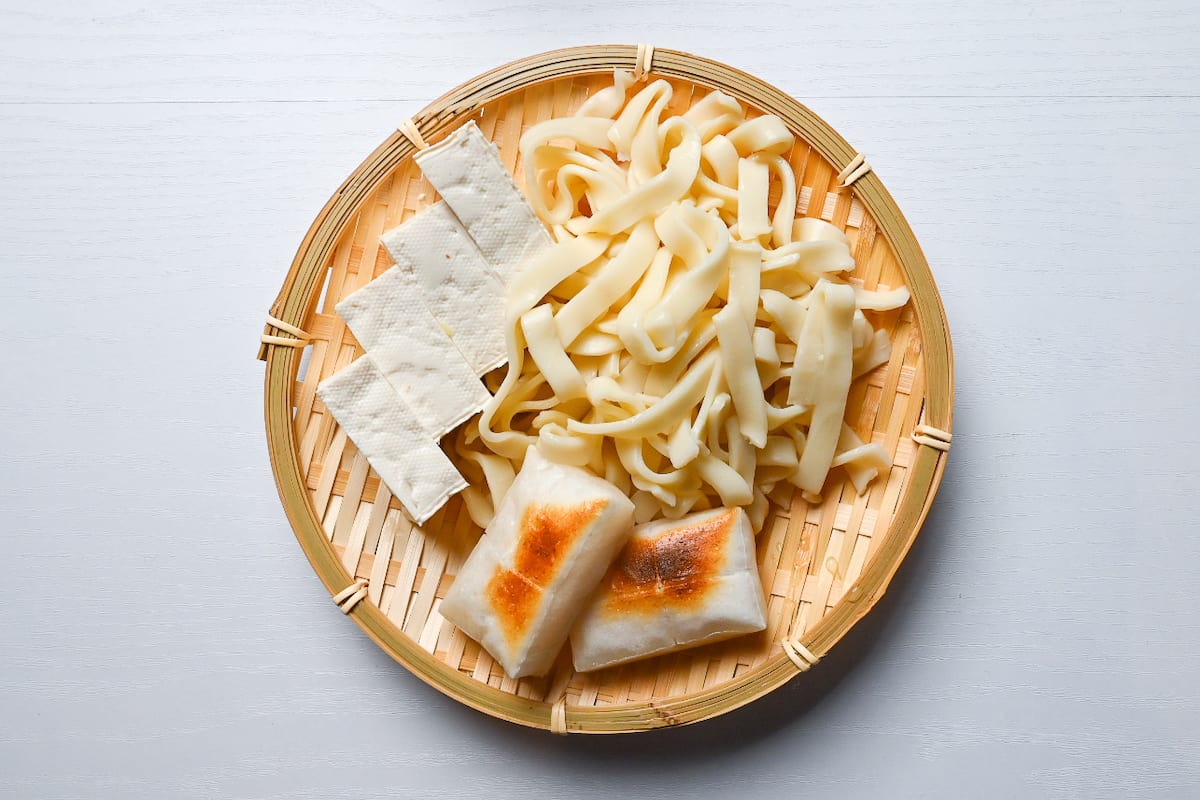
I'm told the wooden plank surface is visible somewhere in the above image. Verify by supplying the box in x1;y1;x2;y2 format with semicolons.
1;1;1198;798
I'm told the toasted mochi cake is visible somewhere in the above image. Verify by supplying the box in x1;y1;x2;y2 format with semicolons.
570;506;767;673
440;447;635;679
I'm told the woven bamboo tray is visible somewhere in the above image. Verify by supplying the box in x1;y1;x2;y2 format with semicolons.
258;45;953;734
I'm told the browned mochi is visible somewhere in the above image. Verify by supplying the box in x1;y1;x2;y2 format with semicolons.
571;506;766;673
514;500;607;587
439;446;636;679
657;507;734;600
486;570;541;648
487;499;607;647
598;538;659;617
602;508;737;617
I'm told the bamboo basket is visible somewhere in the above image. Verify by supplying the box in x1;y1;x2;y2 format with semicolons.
258;45;953;734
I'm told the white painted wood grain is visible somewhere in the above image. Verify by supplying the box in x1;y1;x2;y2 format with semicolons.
2;0;1198;103
1;1;1199;797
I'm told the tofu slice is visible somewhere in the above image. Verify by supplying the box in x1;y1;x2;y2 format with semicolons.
316;356;467;525
379;202;507;376
570;507;767;673
440;447;635;679
336;266;491;440
414;121;552;284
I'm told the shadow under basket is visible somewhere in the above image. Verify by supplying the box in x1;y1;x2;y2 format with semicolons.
258;45;954;734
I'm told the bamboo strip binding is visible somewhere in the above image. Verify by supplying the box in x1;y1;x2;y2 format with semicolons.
912;423;953;452
781;638;820;672
550;696;569;735
633;44;655;81
398;118;430;151
836;153;872;189
333;578;369;614
260;314;311;349
260;45;954;734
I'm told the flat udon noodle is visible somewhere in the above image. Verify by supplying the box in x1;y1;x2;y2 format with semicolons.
459;72;907;530
683;91;745;141
554;222;658;346
794;281;856;497
762;155;798;247
736;156;772;240
576;68;636;119
714;304;766;448
567;119;701;236
521;305;586;400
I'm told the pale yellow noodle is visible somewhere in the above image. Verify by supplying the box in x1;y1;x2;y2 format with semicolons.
459;70;908;529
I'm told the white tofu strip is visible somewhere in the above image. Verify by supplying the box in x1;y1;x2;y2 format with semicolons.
440;447;635;679
414;121;552;284
570;507;767;673
317;357;467;525
379;202;507;375
336;267;491;440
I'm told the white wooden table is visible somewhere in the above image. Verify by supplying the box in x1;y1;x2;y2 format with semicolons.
3;2;1198;797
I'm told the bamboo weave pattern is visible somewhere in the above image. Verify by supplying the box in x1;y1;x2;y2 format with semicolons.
261;48;953;733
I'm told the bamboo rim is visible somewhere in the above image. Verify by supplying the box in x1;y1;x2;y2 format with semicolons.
259;45;954;734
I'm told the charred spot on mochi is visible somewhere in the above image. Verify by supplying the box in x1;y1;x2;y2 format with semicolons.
513;499;607;588
654;508;734;583
599;538;660;617
601;509;736;616
613;538;659;588
486;569;542;648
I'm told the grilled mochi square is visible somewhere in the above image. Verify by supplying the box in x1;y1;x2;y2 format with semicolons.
440;447;635;679
570;507;767;673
